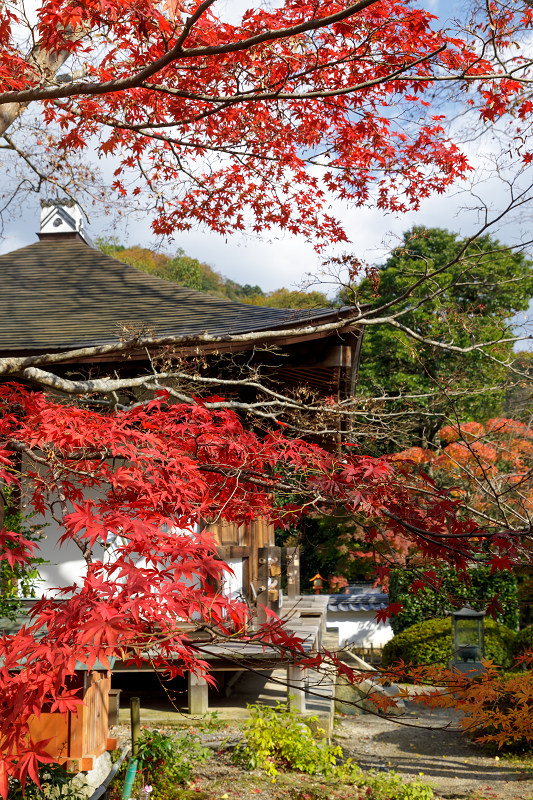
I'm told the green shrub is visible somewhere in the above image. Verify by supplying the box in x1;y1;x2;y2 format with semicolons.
137;728;210;795
382;617;516;670
8;764;86;799
233;703;434;800
351;769;434;800
232;703;343;777
510;624;533;662
110;728;210;800
388;567;519;634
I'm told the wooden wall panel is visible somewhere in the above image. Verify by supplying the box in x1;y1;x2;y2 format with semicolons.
205;521;244;546
205;519;275;549
83;671;110;758
25;712;70;761
20;670;111;770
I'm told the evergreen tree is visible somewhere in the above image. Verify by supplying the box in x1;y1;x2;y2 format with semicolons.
352;227;533;448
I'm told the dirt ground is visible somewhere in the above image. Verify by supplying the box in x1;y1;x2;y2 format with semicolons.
110;666;533;800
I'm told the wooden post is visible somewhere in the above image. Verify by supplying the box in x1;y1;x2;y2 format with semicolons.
256;547;269;625
286;547;300;600
188;672;209;715
287;664;307;713
269;546;282;616
257;546;282;621
130;697;140;759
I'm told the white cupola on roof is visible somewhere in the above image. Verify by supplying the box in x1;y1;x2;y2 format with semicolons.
39;199;92;244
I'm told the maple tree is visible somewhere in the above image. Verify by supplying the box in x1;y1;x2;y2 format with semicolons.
1;381;523;796
392;417;533;538
279;411;533;591
0;1;532;244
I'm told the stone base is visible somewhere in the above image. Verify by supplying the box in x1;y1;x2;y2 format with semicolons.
66;751;112;798
334;675;405;717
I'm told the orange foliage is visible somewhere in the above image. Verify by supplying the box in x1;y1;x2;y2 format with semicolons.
393;416;533;529
391;446;432;465
368;659;533;748
438;421;486;443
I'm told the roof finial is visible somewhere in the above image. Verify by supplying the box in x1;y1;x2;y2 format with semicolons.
39;199;92;245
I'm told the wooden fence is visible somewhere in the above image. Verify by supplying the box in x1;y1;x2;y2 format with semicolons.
351;644;383;667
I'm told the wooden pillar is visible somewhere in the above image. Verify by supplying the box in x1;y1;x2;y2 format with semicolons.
269;546;281;616
130;697;141;758
286;547;300;599
287;664;307;713
188;672;209;715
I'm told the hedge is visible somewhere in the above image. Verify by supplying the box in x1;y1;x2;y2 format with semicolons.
388;566;519;634
381;616;516;670
510;624;533;661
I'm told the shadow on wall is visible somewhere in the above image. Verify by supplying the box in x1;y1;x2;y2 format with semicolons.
327;611;394;648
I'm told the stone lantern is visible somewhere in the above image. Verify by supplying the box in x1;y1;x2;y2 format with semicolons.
450;606;486;674
309;573;324;595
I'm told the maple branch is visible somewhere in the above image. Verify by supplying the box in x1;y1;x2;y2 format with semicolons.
367;319;529;353
1;133;83;203
53;474;93;565
0;314;360;377
359;223;532;325
5;439;95;562
0;1;381;106
402;482;514;530
134;44;448;118
0;24;87;136
5;439;50;468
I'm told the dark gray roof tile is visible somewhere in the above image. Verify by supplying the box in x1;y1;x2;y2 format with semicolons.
0;238;349;352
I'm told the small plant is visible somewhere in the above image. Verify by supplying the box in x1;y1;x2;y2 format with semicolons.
233;704;433;800
200;710;226;731
232;703;343;778
135;728;210;798
8;763;86;799
357;769;434;800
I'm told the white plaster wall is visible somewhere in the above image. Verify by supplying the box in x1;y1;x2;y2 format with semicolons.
326;610;394;648
21;455;107;597
29;527;95;596
21;454;237;603
221;558;244;601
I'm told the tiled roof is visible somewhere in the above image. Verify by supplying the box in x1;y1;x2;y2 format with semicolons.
0;237;352;353
327;590;389;612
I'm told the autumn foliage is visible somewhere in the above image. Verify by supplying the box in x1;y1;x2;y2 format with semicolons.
393;417;533;539
1;1;531;245
2;0;533;790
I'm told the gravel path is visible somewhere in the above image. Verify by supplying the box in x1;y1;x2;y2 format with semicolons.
335;703;533;800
